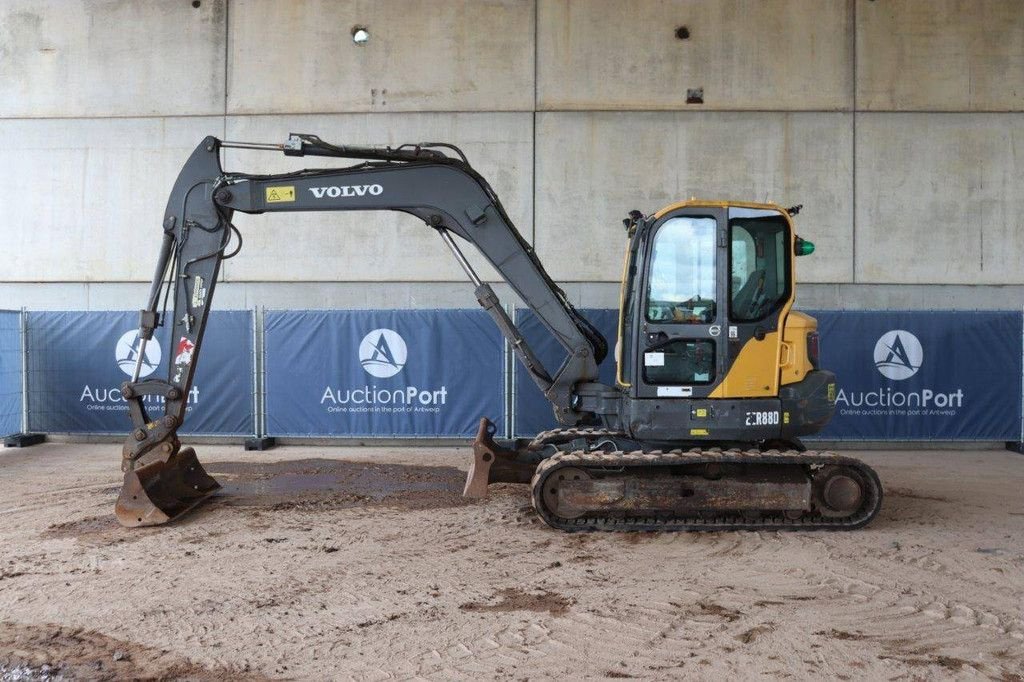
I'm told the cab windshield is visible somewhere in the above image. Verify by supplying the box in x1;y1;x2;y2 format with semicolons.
645;216;716;324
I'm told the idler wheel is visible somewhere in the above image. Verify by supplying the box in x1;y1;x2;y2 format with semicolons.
541;466;590;519
813;466;866;518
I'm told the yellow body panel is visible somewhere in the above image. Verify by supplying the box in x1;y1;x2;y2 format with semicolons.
708;332;782;398
780;311;817;386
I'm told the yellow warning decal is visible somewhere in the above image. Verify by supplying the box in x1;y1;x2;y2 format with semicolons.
690;428;709;436
783;412;790;424
265;185;296;203
695;408;707;418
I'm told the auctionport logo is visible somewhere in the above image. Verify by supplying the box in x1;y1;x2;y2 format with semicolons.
359;328;407;378
114;330;161;378
873;330;922;381
835;327;962;417
321;327;447;413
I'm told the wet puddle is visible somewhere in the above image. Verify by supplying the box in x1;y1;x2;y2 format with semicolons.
204;459;478;512
45;460;479;542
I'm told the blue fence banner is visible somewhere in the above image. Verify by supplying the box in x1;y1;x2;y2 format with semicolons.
0;311;22;436
265;309;504;437
26;310;254;435
809;310;1023;441
510;307;1022;441
513;308;619;436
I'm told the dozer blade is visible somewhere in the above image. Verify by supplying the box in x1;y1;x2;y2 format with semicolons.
463;417;539;498
115;447;220;527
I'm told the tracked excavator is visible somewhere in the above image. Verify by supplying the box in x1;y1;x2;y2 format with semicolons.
115;133;882;531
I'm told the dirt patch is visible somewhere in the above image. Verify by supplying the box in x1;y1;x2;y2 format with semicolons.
736;624;775;643
818;628;869;641
41;515;158;546
0;622;265;681
695;602;742;622
460;587;573;616
877;653;982;672
886;487;951;503
202;459;478;513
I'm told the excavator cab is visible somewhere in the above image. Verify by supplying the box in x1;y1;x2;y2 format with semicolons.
117;134;881;532
615;202;831;443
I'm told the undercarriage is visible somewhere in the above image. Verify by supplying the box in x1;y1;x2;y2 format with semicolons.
467;419;883;532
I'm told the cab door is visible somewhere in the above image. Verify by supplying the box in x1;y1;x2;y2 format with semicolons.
634;207;729;400
710;207;794;399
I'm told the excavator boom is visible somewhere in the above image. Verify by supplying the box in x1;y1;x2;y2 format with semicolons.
116;134;618;526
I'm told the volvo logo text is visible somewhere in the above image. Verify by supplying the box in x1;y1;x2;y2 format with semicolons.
308;184;383;199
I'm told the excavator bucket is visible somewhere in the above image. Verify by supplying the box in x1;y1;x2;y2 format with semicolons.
463;418;539;497
115;447;220;527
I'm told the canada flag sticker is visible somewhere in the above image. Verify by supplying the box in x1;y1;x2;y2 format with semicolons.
174;336;196;366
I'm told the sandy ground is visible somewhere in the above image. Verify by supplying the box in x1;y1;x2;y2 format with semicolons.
0;443;1023;681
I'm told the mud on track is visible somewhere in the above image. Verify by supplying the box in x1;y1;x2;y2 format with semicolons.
1;444;1023;680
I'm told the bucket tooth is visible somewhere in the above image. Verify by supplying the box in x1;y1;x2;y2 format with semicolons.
115;447;220;527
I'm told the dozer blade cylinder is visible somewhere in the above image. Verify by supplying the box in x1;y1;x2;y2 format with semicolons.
115;447;220;527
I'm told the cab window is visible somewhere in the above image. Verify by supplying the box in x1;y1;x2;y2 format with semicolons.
643;339;716;385
645;217;717;324
729;210;790;322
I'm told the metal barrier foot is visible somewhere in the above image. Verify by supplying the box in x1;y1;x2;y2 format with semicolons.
4;433;44;447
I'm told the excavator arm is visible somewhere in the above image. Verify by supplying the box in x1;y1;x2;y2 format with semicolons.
115;134;615;526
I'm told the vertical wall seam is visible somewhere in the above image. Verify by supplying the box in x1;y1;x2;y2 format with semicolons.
531;0;539;248
221;0;230;283
851;0;858;285
223;0;230;137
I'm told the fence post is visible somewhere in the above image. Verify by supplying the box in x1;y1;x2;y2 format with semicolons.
245;306;276;451
3;308;44;447
506;302;515;439
20;307;27;434
1010;306;1024;454
251;306;259;438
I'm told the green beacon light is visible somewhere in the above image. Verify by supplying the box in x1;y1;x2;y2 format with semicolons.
794;236;815;257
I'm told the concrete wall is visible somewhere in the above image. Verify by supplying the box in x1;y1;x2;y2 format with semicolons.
1;0;1022;312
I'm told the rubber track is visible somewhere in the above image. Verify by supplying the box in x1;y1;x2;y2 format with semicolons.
528;427;625;451
530;448;883;532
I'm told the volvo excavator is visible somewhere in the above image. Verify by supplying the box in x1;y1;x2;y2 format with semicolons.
115;133;882;531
